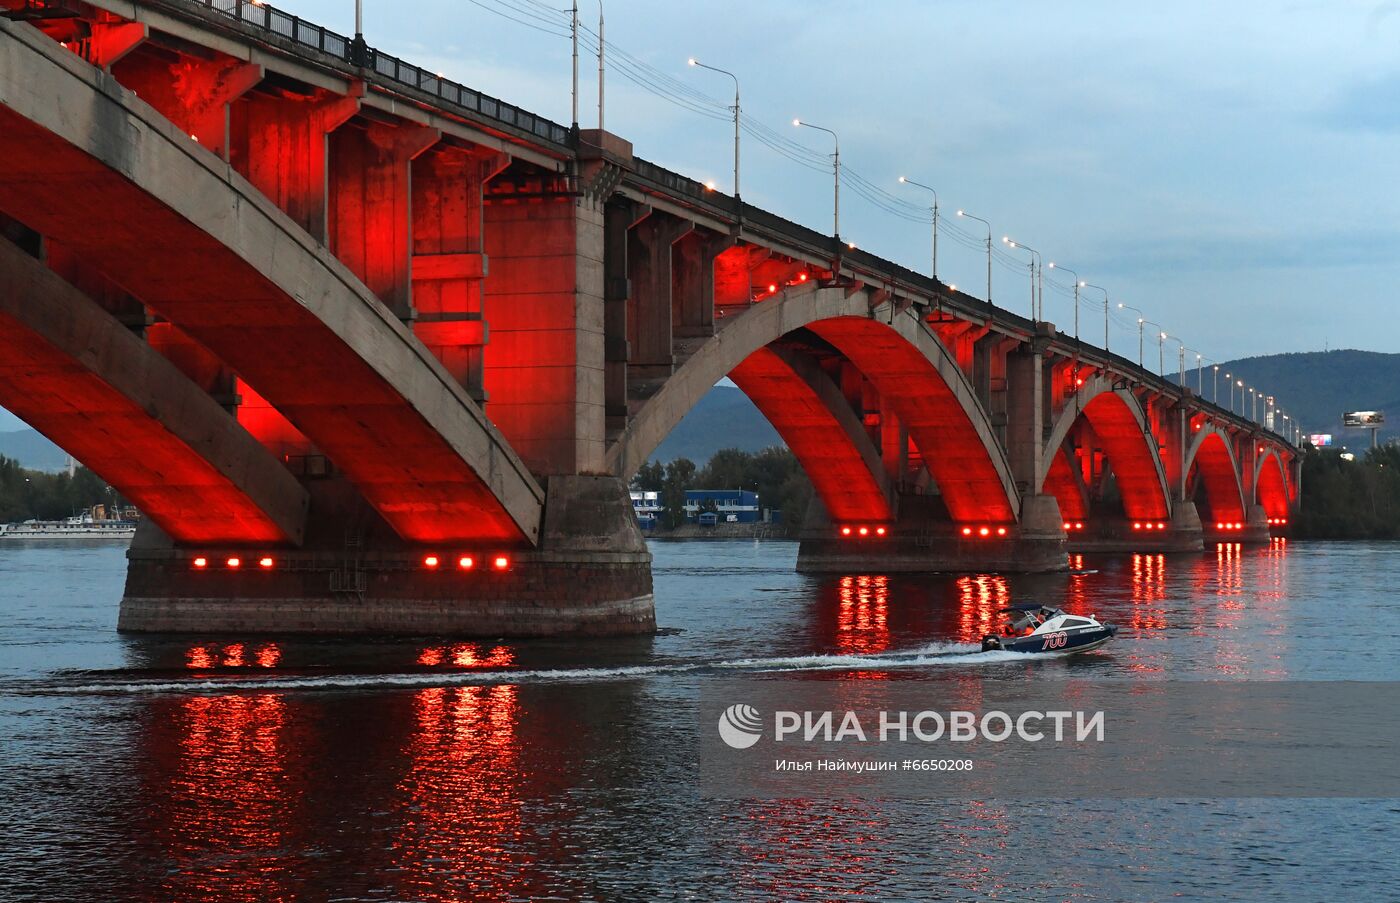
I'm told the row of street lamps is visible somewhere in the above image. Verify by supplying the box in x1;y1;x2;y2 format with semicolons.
678;55;1297;442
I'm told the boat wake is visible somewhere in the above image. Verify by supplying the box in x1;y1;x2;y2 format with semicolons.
14;641;1028;697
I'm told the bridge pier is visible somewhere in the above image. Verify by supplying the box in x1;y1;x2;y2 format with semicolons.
795;495;1067;574
118;476;654;637
1066;501;1205;553
1201;503;1273;546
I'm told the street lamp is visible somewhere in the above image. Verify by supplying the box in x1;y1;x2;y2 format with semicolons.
1047;262;1080;341
1082;283;1110;354
956;209;992;303
1117;303;1147;367
1212;365;1220;403
688;58;740;201
1002;236;1042;322
596;0;605;130
1234;379;1244;415
898;176;939;279
793;119;840;240
1152;328;1168;379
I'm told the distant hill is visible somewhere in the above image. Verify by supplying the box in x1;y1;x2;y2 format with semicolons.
1209;350;1400;446
0;429;68;472
649;385;781;465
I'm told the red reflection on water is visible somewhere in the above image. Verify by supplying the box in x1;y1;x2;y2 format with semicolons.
184;642;281;669
155;693;296;900
955;575;1010;643
416;644;515;669
1128;553;1168;633
835;574;891;654
389;684;530;901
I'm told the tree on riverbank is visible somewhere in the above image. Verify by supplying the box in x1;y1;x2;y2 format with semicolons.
632;447;813;530
0;456;116;523
1294;446;1400;539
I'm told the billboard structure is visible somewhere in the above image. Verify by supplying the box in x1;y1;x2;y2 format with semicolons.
1342;411;1385;448
1309;434;1334;447
1342;411;1385;427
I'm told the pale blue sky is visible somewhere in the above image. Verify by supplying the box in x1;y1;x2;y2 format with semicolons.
4;0;1398;432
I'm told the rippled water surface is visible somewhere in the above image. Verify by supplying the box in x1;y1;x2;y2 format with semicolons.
1;538;1397;901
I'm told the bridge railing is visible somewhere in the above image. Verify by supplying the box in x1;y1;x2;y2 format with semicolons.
195;0;570;146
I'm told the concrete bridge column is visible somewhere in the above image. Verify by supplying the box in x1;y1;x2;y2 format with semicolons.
1006;341;1067;562
626;213;694;386
328;121;441;319
410;146;509;402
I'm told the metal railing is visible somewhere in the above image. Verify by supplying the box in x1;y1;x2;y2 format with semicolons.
190;0;569;146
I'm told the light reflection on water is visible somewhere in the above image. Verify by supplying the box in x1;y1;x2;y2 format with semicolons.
0;538;1397;901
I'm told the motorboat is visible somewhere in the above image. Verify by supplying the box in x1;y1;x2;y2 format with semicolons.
981;603;1117;654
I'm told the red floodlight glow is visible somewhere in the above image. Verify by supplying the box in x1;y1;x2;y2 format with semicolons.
423;555;440;569
1216;521;1224;530
1156;522;1166;530
996;527;1007;536
978;527;990;537
458;556;475;570
767;283;778;293
875;527;887;536
1133;522;1143;530
1063;522;1072;531
841;526;852;536
1074;522;1084;531
858;526;869;536
192;557;208;569
798;272;809;282
961;527;973;536
226;557;241;569
493;555;510;570
258;557;274;569
1234;522;1243;530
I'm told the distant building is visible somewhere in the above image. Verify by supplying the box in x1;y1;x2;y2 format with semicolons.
629;491;660;528
684;489;760;524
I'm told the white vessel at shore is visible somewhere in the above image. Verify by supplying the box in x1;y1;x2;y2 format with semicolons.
0;510;137;541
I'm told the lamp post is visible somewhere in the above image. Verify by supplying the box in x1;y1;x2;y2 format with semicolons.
793;119;840;240
1082;283;1110;354
1047;262;1079;340
1002;236;1041;322
1212;365;1220;403
1117;303;1146;367
1148;326;1166;378
596;0;605;130
898;176;939;279
350;0;368;65
688;59;740;200
1234;379;1244;415
956;209;992;303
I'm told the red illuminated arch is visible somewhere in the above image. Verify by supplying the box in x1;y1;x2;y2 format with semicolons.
1038;375;1170;521
728;346;892;523
1043;447;1089;521
607;285;1019;524
0;28;543;545
1254;448;1292;519
1184;425;1246;523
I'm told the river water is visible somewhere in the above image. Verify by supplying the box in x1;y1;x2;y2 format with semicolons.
1;538;1396;901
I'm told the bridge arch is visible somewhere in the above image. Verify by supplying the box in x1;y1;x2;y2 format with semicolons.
1038;374;1172;521
0;236;309;544
1184;424;1247;525
0;20;542;544
607;284;1020;524
1254;447;1293;518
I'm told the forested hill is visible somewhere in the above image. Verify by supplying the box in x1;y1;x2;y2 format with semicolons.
1209;350;1400;445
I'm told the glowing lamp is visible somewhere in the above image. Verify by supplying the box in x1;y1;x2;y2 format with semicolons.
798;272;809;282
1133;523;1143;530
1157;522;1166;531
423;555;440;569
875;527;887;536
961;527;973;536
1216;522;1224;530
493;555;510;570
458;556;475;570
996;527;1007;536
192;557;208;569
841;526;852;536
978;527;990;537
1074;522;1084;530
858;526;869;536
1063;522;1072;531
258;557;274;569
226;557;241;569
767;283;778;293
1235;522;1243;530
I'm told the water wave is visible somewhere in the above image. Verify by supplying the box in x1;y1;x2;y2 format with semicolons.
15;641;1029;697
